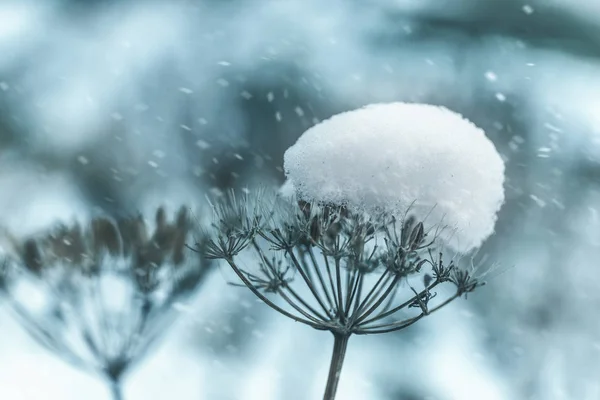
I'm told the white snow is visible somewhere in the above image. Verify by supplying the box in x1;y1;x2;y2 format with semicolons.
196;140;210;150
485;71;498;82
522;5;535;15
283;102;505;252
278;179;296;199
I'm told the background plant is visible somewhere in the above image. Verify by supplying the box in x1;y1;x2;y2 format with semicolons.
0;207;209;400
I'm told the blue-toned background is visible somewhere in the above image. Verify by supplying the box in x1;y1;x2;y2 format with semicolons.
1;1;599;399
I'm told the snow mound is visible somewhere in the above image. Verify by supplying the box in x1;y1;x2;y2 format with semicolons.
283;102;505;252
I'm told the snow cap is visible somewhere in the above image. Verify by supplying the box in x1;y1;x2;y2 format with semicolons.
283;102;505;253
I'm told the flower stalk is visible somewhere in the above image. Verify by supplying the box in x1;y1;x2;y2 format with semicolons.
109;378;123;400
323;334;350;400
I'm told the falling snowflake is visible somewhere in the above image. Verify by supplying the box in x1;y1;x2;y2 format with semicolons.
485;71;498;82
522;5;534;14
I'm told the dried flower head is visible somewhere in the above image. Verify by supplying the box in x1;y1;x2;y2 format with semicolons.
195;190;488;399
0;206;209;399
200;192;482;334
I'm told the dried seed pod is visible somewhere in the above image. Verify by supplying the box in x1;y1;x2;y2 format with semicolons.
118;215;148;254
155;207;167;230
23;239;43;274
175;206;189;229
172;231;188;266
45;224;87;264
408;222;425;250
91;218;122;256
172;206;191;265
423;273;433;287
401;215;416;247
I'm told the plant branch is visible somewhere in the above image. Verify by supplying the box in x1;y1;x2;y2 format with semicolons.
356;293;460;334
286;250;332;318
225;258;326;330
360;280;442;325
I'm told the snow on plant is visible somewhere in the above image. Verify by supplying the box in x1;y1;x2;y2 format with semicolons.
195;102;505;400
284;102;505;253
0;207;210;400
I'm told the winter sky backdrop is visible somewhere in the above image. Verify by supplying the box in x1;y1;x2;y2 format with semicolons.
1;0;600;399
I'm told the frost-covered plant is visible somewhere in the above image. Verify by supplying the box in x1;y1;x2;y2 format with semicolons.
0;207;209;400
196;102;505;400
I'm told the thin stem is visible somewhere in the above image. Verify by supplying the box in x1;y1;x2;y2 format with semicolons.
109;378;123;400
251;241;328;321
356;293;460;334
5;296;88;368
355;275;400;324
322;334;350;400
307;246;335;311
344;269;359;317
323;253;339;311
334;257;344;319
225;258;325;330
283;286;329;321
287;250;332;318
360;281;442;325
353;270;389;318
351;274;364;317
277;289;326;324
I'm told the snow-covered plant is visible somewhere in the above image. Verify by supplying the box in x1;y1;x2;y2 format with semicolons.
284;102;505;253
0;207;209;400
196;102;505;400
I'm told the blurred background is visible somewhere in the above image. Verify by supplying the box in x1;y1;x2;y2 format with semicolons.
1;0;600;399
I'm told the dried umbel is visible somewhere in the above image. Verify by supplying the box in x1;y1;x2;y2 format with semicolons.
0;207;209;400
197;192;486;400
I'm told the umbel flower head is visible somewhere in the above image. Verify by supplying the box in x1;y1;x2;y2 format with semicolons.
199;191;487;399
201;192;483;333
0;207;209;399
198;102;505;400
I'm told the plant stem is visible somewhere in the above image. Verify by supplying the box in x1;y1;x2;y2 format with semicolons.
322;334;350;400
109;379;123;400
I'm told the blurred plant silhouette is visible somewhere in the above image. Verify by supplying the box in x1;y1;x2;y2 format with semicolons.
0;207;209;400
195;191;486;400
